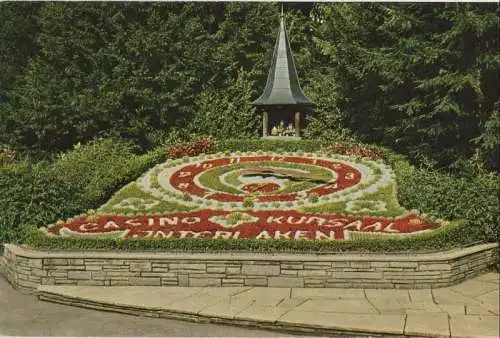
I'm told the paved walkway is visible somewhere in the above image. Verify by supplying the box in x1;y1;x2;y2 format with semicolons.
0;276;295;337
35;272;499;337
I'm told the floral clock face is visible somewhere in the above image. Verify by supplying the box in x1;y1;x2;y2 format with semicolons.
137;152;393;209
45;151;442;240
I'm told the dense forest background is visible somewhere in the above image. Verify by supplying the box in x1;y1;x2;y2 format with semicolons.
0;2;498;171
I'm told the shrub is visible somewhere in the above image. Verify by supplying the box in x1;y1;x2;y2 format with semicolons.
167;136;214;159
214;138;324;153
25;220;470;253
320;142;384;160
0;161;81;247
50;138;156;207
391;155;499;243
0;138;161;247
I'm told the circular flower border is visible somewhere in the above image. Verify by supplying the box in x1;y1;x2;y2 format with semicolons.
136;151;395;211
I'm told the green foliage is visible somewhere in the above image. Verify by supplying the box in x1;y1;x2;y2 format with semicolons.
0;2;41;100
189;69;260;139
313;3;500;170
215;138;325;153
26;221;473;253
395;163;499;243
50;138;153;206
0;161;81;246
98;183;192;215
0;138;161;245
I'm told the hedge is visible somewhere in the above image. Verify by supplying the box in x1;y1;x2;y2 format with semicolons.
25;221;468;253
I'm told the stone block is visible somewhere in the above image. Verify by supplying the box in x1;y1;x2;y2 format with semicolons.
304;279;326;286
281;263;303;270
110;280;130;286
189;277;221;287
324;282;353;288
169;263;205;271
69;259;84;265
419;263;451;271
241;264;280;276
281;269;298;276
331;261;350;268
84;265;102;271
44;258;68;266
106;271;140;277
333;271;383;280
222;278;244;285
31;268;47;277
129;262;152;272
226;267;241;275
48;271;68;277
178;274;188;286
268;276;303;288
298;270;327;277
17;278;38;289
15;266;31;274
77;280;105;286
41;277;55;285
161;279;179;286
28;259;43;268
54;279;77;285
129;277;161;286
140;272;176;278
349;262;372;269
103;265;129;271
85;259;107;265
152;267;169;272
206;266;226;273
91;271;106;280
68;271;92;280
53;265;85;271
371;261;390;268
109;259;124;265
244;278;268;286
303;262;331;269
108;276;129;281
28;275;42;283
389;262;418;269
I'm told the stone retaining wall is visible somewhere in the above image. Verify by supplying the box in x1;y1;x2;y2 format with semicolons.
2;243;497;291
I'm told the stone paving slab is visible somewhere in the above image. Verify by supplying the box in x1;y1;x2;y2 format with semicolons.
449;278;499;298
296;298;378;314
449;314;499;338
198;298;255;320
291;287;365;299
404;313;450;337
36;272;500;337
475;289;499;314
278;311;406;335
235;298;306;323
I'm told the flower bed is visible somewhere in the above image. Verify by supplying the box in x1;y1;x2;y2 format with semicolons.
46;210;438;240
40;151;444;242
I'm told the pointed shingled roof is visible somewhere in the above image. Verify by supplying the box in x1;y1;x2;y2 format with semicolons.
253;13;313;107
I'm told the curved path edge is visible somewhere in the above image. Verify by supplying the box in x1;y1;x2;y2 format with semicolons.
36;277;499;338
36;286;403;337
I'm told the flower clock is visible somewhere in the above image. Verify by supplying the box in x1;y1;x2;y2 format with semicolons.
45;151;442;241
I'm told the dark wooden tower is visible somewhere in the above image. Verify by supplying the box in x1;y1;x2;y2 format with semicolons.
252;10;314;138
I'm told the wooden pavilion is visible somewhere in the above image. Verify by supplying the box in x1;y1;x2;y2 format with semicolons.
252;11;314;139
